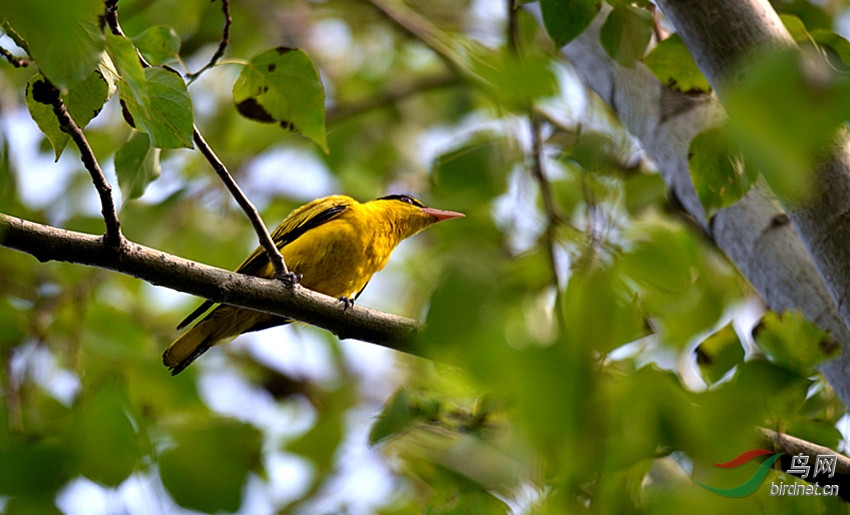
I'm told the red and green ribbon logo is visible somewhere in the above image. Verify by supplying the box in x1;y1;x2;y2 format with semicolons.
697;449;784;497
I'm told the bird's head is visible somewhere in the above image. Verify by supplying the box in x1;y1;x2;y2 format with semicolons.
371;194;464;239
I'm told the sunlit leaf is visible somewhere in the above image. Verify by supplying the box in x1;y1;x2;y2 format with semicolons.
752;310;839;374
3;0;104;89
643;33;712;93
688;127;758;217
232;47;328;152
695;323;744;385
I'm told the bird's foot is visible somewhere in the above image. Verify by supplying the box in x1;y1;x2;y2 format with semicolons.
279;271;302;288
338;296;354;311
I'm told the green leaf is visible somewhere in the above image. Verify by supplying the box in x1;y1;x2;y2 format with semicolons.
106;34;148;102
133;26;182;66
287;388;349;473
695;323;744;385
564;266;648;353
599;4;653;67
369;389;416;445
64;384;140;486
115;131;161;201
688;127;758;217
119;67;194;149
810;29;850;71
0;441;71;498
432;134;514;203
160;418;262;513
232;47;328;152
539;0;600;48
468;46;558;110
25;70;111;160
3;0;104;89
752;310;840;375
723;48;850;202
643;34;712;93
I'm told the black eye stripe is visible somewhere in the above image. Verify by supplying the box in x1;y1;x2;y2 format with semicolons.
378;194;425;207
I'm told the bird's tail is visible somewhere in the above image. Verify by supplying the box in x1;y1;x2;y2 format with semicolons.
164;304;248;375
163;316;226;375
164;306;290;375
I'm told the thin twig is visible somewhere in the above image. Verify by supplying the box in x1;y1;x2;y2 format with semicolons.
326;73;460;124
186;0;232;83
192;128;290;280
29;78;123;247
0;45;29;67
104;0;290;281
367;0;467;77
0;213;423;352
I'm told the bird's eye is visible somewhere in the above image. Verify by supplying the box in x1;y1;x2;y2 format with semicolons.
400;196;413;204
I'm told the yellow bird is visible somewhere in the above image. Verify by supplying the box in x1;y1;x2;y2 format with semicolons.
163;194;464;375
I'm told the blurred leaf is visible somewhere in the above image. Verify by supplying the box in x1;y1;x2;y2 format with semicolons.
539;0;600;47
0;441;71;498
232;47;328;152
432;134;514;204
724;48;850;202
370;389;417;445
160;417;262;513
133;26;182;66
688;127;758;217
468;46;558;109
287;388;349;473
115;131;161;201
643;33;712;93
600;4;653;67
623;171;668;215
564;266;648;353
695;323;744;385
25;70;111;160
810;29;850;71
3;0;104;89
752;310;839;375
64;384;141;486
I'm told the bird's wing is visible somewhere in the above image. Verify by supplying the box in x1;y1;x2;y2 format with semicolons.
176;198;351;330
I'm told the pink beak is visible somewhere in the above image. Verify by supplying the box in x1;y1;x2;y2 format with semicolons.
422;207;465;222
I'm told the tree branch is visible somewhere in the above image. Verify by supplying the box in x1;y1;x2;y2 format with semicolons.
325;73;460;124
192;127;291;281
0;45;29;68
29;78;123;247
758;427;850;501
104;0;291;281
0;213;423;354
526;5;850;407
186;0;232;83
656;0;850;356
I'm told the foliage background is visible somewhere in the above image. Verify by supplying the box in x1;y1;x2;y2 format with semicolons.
2;0;850;513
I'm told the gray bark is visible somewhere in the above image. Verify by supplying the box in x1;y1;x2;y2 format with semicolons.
529;5;850;405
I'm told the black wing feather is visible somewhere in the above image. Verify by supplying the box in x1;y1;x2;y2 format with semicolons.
175;203;349;331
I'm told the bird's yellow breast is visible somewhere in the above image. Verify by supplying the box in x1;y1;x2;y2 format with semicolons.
278;207;397;299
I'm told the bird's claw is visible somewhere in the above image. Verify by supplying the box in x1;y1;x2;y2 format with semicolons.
338;296;354;311
280;271;302;288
